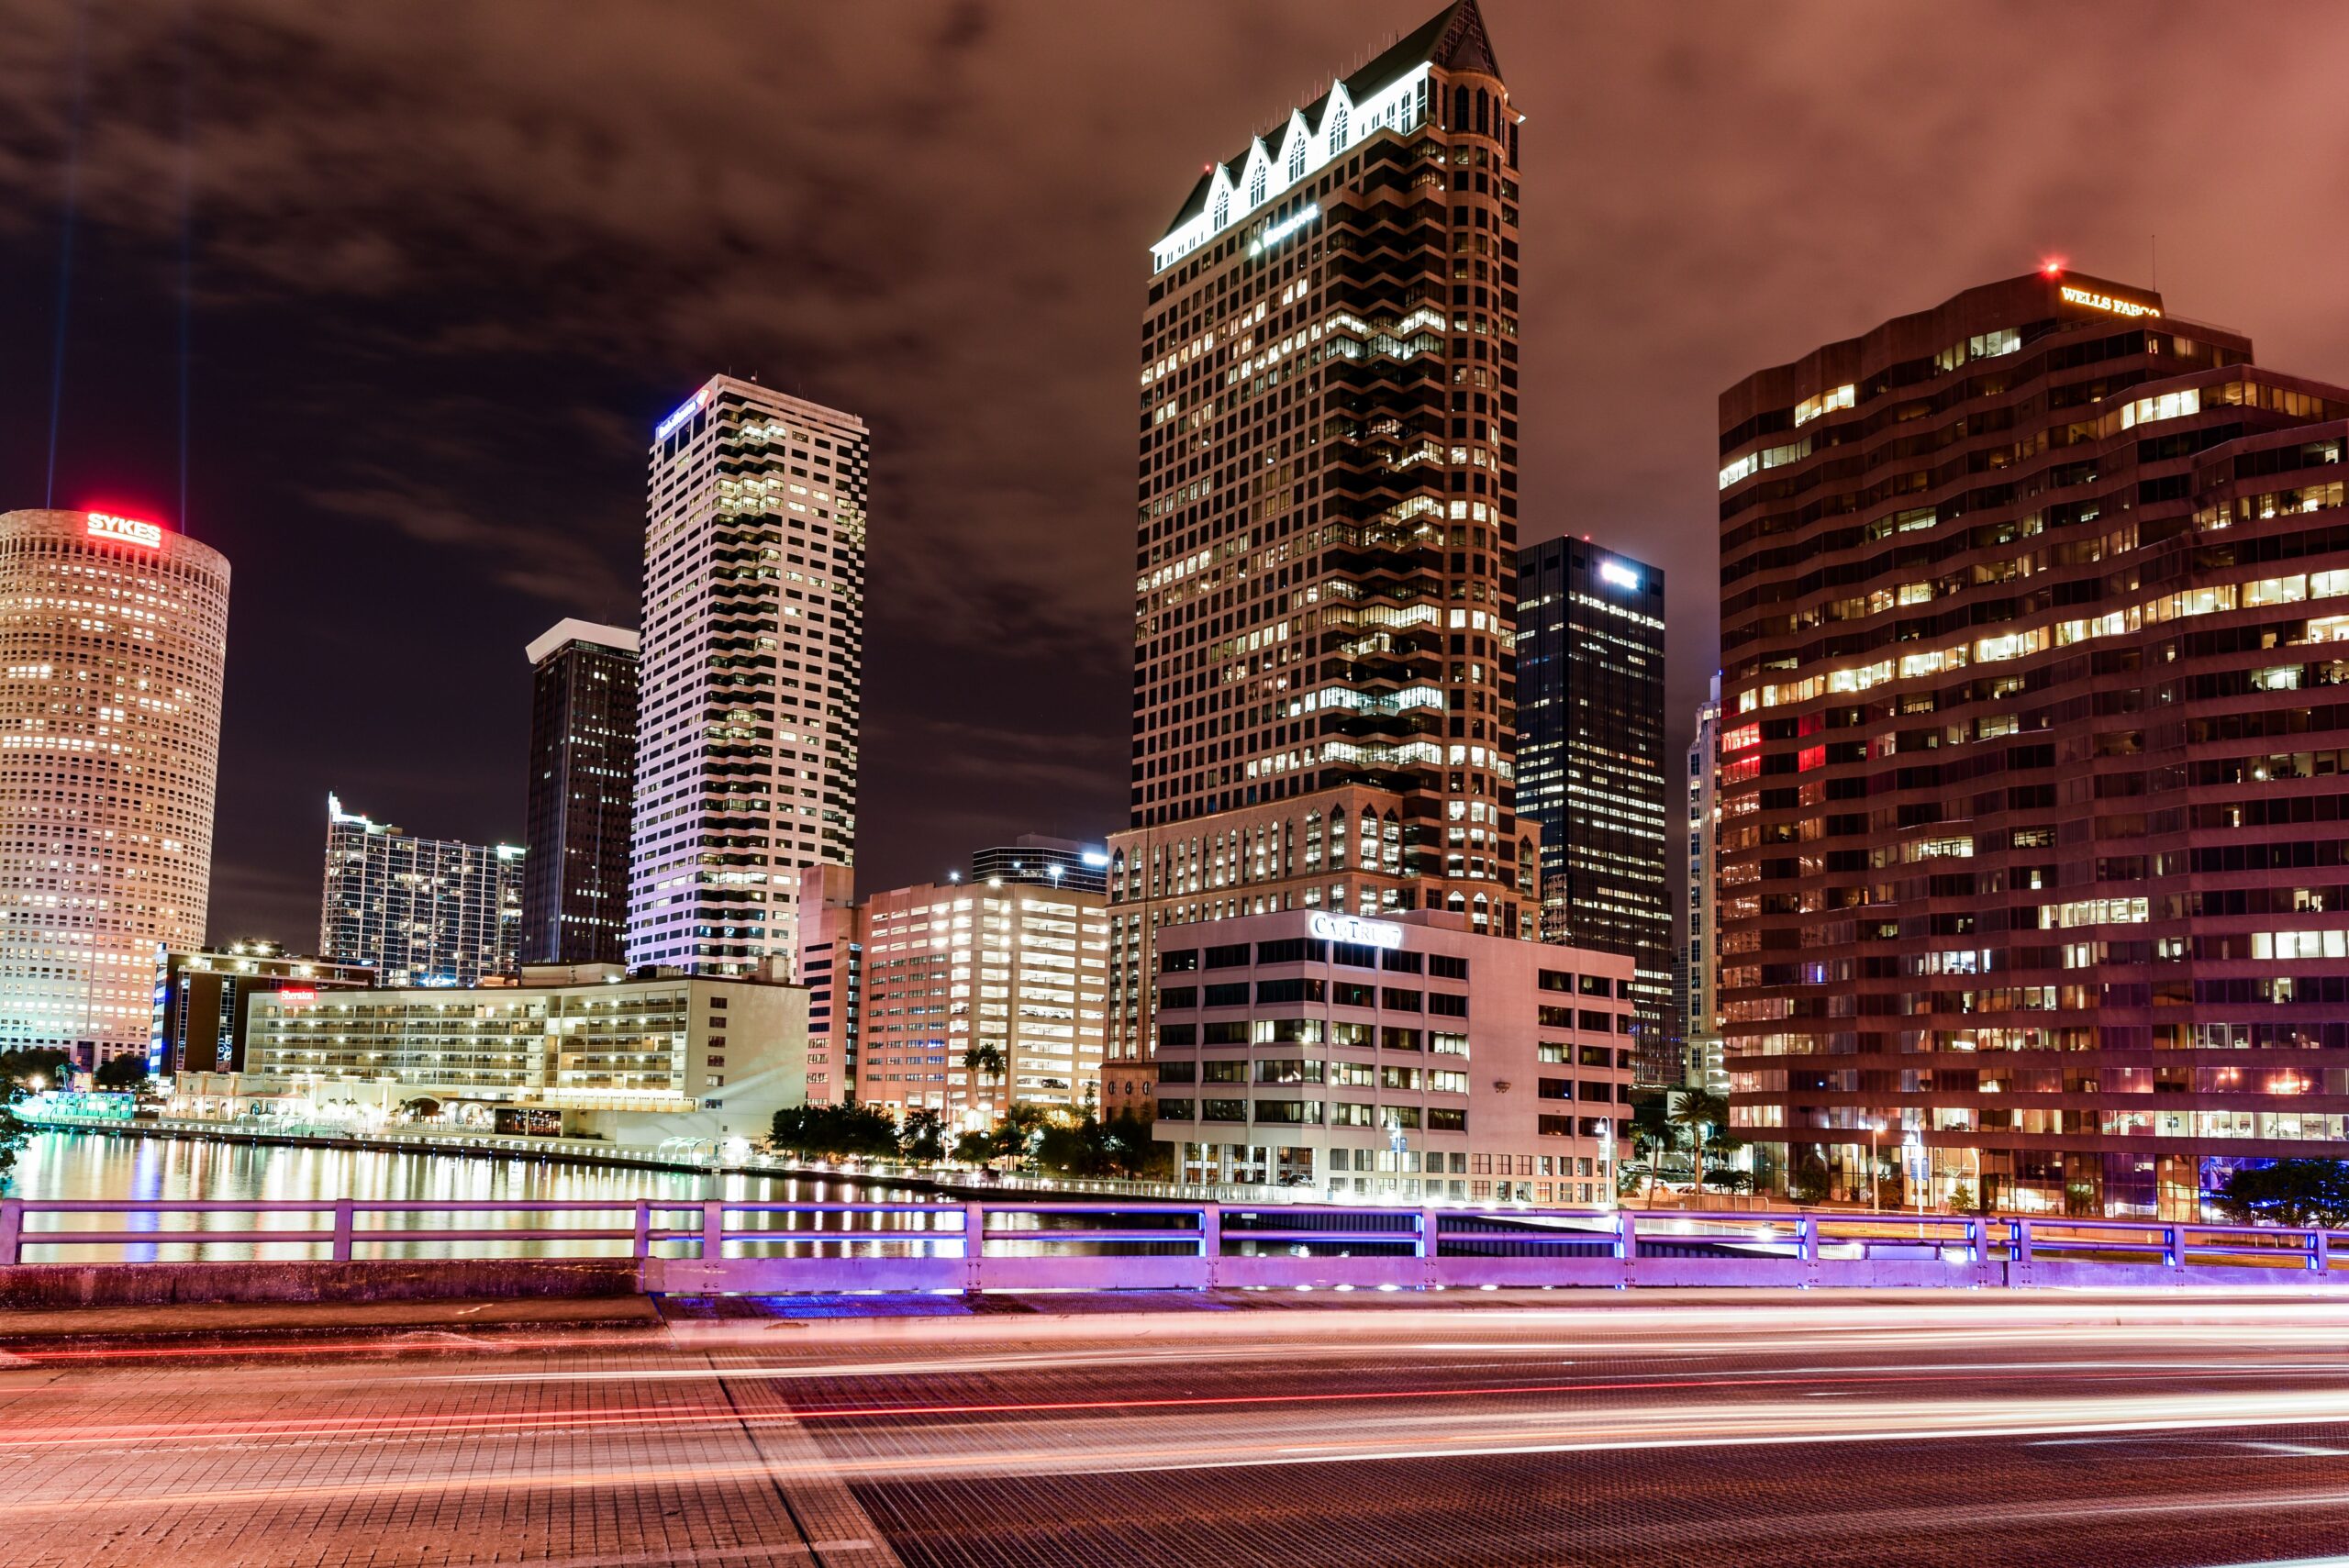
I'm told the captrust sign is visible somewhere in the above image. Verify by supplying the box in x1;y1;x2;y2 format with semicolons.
1308;912;1404;949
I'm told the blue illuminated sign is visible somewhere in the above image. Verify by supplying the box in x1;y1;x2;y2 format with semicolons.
1248;203;1321;256
655;388;708;441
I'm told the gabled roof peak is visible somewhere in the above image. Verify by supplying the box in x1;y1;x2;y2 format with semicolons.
1150;0;1506;270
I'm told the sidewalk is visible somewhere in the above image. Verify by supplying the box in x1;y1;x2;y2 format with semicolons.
0;1293;662;1351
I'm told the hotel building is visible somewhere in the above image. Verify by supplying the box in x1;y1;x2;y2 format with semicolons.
0;507;229;1064
244;963;807;1142
796;862;1109;1123
1514;539;1673;1073
319;793;522;986
521;619;637;966
150;940;374;1076
1109;1;1542;1074
1718;268;2349;1217
1150;906;1631;1200
629;376;865;978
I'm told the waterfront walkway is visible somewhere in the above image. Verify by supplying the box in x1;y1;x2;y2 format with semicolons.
6;1291;2349;1566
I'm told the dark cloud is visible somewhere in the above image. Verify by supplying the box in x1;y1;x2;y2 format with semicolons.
2;0;2346;943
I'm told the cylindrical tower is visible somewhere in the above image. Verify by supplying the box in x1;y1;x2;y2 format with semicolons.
0;508;230;1064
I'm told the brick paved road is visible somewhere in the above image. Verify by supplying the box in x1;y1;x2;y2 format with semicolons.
6;1292;2349;1565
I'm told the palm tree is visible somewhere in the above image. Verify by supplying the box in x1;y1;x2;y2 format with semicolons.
1671;1089;1730;1201
961;1042;1007;1114
1628;1095;1678;1201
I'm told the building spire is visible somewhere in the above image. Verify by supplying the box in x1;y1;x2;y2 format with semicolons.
1426;0;1501;81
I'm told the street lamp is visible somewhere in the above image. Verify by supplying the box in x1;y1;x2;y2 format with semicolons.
1384;1110;1408;1200
1865;1117;1882;1211
1901;1127;1926;1230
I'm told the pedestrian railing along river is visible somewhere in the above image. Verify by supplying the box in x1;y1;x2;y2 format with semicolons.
5;1197;2344;1291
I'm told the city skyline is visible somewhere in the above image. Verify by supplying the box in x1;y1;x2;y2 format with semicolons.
9;6;2349;1557
9;3;2341;944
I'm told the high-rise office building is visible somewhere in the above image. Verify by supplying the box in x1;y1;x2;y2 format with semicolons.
1514;539;1672;1075
796;862;1109;1123
0;508;229;1064
319;793;522;986
1110;0;1531;1020
1108;2;1632;1195
629;376;865;977
1683;673;1725;1092
1718;268;2349;1218
521;619;638;966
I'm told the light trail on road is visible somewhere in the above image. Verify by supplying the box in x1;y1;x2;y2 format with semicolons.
4;1292;2349;1565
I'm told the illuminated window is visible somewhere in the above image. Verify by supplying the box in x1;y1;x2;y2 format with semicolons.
1793;384;1854;426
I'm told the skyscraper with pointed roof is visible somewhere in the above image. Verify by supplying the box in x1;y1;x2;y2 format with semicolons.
1108;0;1534;1036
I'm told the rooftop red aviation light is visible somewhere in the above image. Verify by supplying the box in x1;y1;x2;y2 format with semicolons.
2041;258;2065;278
83;511;163;549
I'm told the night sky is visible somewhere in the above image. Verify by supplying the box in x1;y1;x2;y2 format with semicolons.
3;0;2347;947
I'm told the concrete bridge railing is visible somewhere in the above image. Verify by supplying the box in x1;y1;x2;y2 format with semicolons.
2;1196;2343;1294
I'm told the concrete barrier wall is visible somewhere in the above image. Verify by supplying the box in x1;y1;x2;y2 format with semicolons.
0;1257;643;1309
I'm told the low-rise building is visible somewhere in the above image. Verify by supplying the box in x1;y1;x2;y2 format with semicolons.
150;941;377;1076
1150;907;1634;1203
796;862;1109;1123
243;963;807;1143
1098;1058;1156;1125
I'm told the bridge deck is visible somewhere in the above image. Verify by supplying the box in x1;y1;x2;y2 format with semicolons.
5;1292;2349;1566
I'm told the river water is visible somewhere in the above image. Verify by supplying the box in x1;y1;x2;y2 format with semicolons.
7;1128;946;1262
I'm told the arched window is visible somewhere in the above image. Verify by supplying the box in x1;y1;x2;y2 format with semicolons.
1328;104;1348;153
1453;85;1469;128
1248;163;1266;207
1212;189;1230;228
1287;137;1307;182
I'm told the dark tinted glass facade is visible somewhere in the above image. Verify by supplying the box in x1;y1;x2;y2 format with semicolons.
522;625;638;966
1514;539;1671;1077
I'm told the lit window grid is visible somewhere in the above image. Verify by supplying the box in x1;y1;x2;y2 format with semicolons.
0;510;228;1059
629;377;868;977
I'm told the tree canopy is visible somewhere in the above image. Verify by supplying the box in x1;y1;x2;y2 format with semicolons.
94;1055;151;1092
2215;1160;2349;1229
898;1108;947;1164
768;1102;900;1160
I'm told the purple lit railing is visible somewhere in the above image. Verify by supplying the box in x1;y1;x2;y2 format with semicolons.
0;1197;2340;1291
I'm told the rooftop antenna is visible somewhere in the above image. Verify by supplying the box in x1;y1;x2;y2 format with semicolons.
2151;232;2158;292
